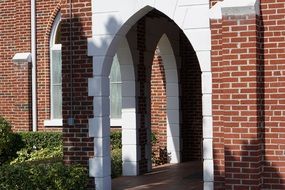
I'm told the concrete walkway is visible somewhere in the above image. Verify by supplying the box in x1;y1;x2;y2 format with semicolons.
112;161;203;190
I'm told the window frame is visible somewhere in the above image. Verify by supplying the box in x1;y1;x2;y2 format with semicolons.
44;12;62;127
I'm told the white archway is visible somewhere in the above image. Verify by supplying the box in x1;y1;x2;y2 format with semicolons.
116;38;139;176
87;1;213;190
157;34;180;164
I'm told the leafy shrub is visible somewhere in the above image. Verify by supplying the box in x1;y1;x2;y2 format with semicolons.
110;130;122;150
0;117;24;165
111;148;122;178
10;145;63;164
0;162;88;190
18;132;62;151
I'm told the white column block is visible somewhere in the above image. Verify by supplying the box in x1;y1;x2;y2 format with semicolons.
89;117;110;138
167;97;179;110
203;139;213;160
123;161;139;176
95;176;111;190
93;96;110;117
92;56;113;77
203;116;213;139
89;156;111;177
167;123;180;137
196;51;211;72
94;137;110;157
122;97;136;110
168;151;180;164
165;69;178;83
122;81;136;97
88;77;110;97
204;182;214;190
167;109;180;125
202;94;212;116
122;145;138;162
122;112;137;129
204;160;214;182
122;129;137;145
88;36;114;56
166;83;179;97
120;65;135;81
202;72;212;94
167;136;180;152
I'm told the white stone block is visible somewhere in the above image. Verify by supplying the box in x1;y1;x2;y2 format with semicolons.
202;94;212;116
155;0;177;19
196;51;211;72
168;150;180;164
88;77;110;97
204;182;214;190
165;69;178;83
122;97;136;110
173;7;188;28
203;139;213;160
184;29;211;51
89;117;110;138
167;136;180;152
123;161;139;176
167;109;180;125
161;55;176;70
203;116;213;139
88;36;113;57
202;72;212;94
92;13;123;36
122;81;136;97
204;160;214;182
122;145;138;162
92;56;113;76
183;5;210;29
122;129;137;145
89;156;111;177
122;112;137;129
120;65;135;81
178;0;209;6
93;96;110;117
94;137;110;157
167;123;180;137
95;176;111;190
166;83;179;97
167;96;179;110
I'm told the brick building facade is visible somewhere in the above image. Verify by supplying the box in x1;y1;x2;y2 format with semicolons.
1;0;285;189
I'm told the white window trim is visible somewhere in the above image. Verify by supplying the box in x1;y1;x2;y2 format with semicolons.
44;119;63;127
46;12;62;126
110;118;122;127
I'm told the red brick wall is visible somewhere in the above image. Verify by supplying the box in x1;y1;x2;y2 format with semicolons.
211;1;285;189
0;0;63;131
36;1;61;131
261;1;285;189
151;51;168;165
0;0;32;131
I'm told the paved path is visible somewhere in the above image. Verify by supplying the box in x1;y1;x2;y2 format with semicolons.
112;161;203;190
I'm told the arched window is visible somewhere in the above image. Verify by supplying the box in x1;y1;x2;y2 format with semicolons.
110;55;122;126
44;12;62;126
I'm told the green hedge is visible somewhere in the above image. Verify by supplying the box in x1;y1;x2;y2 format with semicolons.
0;162;88;190
0;117;24;165
110;130;122;150
18;132;62;150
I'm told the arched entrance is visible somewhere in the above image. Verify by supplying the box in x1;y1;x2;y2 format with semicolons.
87;1;213;189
